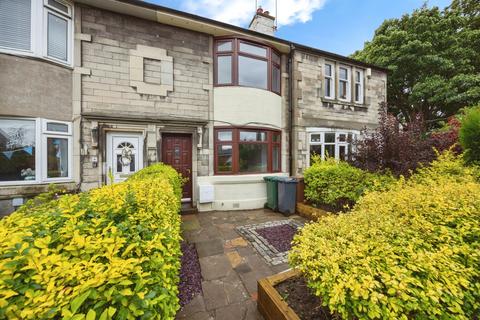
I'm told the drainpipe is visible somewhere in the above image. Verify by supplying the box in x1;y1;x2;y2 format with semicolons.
288;44;295;177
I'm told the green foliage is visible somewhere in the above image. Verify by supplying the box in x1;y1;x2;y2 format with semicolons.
290;151;480;319
303;157;395;211
352;1;480;123
459;106;480;164
0;163;183;320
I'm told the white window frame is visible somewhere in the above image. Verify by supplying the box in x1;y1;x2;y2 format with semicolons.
0;0;73;67
306;127;359;167
0;117;73;186
338;65;351;102
324;62;335;99
354;69;364;104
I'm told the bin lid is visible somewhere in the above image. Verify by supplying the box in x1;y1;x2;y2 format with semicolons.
263;176;280;182
278;177;298;184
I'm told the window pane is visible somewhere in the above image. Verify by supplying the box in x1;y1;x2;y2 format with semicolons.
0;0;31;51
217;55;232;84
48;0;69;14
0;119;36;182
325;144;335;158
47;122;69;133
217;131;232;141
239;42;267;57
217;145;232;172
239;144;267;173
339;145;346;161
272;65;281;93
311;134;321;143
272;133;281;143
355;71;361;83
339;80;347;99
116;155;122;173
47;137;68;178
129;154;135;172
325;64;332;77
217;40;232;52
47;13;68;61
338;134;347;142
325;133;335;143
238;56;267;89
324;78;331;97
355;84;361;101
272;145;280;171
339;67;348;80
310;145;322;163
272;51;281;65
240;131;266;142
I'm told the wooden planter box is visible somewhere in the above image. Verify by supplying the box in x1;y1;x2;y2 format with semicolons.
258;269;301;320
296;202;330;221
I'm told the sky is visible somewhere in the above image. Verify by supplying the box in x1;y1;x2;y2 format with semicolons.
146;0;452;56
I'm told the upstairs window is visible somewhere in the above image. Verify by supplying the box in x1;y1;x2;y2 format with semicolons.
214;37;281;94
324;63;334;99
0;0;72;65
338;66;351;101
354;69;364;103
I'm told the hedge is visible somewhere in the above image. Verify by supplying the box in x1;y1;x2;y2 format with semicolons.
290;152;480;319
303;157;395;211
0;163;183;320
459;106;480;164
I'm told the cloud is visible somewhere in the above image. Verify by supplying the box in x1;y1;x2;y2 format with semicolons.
182;0;327;28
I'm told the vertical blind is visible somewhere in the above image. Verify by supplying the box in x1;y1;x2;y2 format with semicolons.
47;13;68;61
0;0;32;51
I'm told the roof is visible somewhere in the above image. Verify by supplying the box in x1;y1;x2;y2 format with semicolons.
76;0;388;72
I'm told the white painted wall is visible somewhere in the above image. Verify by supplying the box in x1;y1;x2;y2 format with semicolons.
213;87;282;129
197;172;288;212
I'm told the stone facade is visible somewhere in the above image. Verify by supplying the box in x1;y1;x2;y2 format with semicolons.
292;51;387;175
77;4;213;190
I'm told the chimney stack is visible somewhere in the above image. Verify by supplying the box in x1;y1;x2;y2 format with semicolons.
249;6;276;36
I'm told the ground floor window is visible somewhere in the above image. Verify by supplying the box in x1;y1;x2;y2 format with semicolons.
0;118;72;184
215;127;281;174
308;129;358;165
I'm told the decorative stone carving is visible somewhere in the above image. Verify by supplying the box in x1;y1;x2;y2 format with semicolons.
129;45;173;96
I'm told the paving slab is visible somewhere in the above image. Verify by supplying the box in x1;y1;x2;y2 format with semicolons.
179;209;306;320
196;239;224;258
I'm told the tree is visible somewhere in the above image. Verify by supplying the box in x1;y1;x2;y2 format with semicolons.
352;1;480;124
459;106;480;164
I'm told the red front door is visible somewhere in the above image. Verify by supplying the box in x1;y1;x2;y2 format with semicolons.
162;133;192;200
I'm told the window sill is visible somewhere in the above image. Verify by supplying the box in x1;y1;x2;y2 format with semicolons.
0;48;73;69
0;181;77;199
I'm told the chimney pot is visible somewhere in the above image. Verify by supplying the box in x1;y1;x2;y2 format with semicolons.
257;6;263;13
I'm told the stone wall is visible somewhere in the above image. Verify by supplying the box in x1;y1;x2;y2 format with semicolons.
292;51;387;174
77;5;213;190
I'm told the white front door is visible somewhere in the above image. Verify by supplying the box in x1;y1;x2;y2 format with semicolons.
106;132;143;183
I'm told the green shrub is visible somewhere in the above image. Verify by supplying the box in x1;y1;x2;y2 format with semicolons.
303;157;395;211
290;152;480;319
459;106;480;164
0;163;183;320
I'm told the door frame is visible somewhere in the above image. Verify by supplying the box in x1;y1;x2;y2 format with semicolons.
160;132;194;204
106;132;144;183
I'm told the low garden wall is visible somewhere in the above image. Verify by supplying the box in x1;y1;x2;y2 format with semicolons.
0;163;183;319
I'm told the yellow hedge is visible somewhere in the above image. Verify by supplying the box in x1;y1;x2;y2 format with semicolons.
290;152;480;319
0;163;183;320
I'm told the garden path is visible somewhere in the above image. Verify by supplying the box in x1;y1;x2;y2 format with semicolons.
176;209;305;320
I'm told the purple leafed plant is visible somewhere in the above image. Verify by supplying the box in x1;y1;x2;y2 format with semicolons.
178;242;202;307
256;224;298;252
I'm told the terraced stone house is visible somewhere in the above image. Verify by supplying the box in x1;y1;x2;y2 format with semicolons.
0;0;387;215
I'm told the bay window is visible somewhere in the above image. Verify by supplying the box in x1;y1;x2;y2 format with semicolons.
338;66;351;101
0;118;72;185
214;37;281;94
308;129;358;164
214;128;281;174
0;0;72;65
354;69;364;103
324;63;334;99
